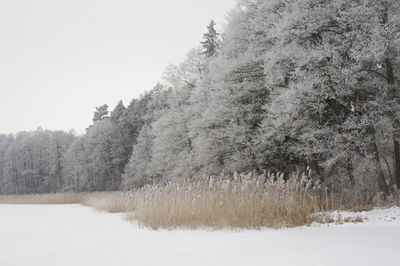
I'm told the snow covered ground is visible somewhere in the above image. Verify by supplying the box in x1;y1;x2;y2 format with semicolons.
0;205;399;266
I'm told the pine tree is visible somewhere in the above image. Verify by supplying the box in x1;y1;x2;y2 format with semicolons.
92;104;109;122
201;20;220;57
110;101;132;188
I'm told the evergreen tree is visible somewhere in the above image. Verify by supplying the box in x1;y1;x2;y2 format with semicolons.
93;104;109;122
110;101;131;187
201;20;220;57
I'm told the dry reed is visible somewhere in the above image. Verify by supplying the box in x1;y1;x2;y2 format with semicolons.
2;170;396;230
0;192;134;213
0;193;84;205
127;171;329;230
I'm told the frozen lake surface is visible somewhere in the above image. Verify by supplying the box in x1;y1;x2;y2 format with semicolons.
0;204;399;266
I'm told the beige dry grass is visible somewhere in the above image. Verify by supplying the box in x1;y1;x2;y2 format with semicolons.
0;193;84;205
2;171;396;230
0;192;135;213
127;171;330;230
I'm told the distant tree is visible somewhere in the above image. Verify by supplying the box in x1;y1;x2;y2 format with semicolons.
110;101;131;188
85;119;115;191
93;104;109;122
164;48;205;88
122;125;155;188
64;137;87;192
48;131;74;192
125;95;150;143
201;20;220;57
122;85;171;188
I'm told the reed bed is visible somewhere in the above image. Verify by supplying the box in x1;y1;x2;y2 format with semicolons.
2;170;396;230
127;171;330;230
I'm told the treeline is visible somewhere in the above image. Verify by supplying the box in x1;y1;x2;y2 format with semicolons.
0;94;151;194
0;131;74;194
1;0;400;197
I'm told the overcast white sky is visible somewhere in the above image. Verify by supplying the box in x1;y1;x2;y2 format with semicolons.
0;0;236;134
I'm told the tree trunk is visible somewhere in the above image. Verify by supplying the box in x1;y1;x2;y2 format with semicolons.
76;170;79;193
392;139;400;189
385;58;400;189
357;77;390;195
347;157;355;187
308;159;321;176
369;125;390;195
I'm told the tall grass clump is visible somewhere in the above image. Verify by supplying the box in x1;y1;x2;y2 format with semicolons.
128;171;329;230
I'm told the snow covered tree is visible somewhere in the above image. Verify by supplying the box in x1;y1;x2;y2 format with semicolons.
64;136;88;192
252;0;400;194
2;0;400;199
109;101;130;187
190;2;269;175
147;49;206;180
201;20;220;57
122;84;172;188
84;119;115;191
93;104;109;122
48;131;74;192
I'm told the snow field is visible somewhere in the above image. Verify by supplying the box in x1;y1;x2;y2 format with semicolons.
0;205;399;266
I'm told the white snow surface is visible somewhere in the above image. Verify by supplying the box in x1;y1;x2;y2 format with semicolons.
0;205;399;266
328;207;400;224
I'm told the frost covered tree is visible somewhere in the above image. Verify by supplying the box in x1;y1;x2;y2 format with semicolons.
121;0;400;196
2;0;400;199
252;0;400;194
201;20;220;57
0;129;74;194
150;49;206;180
64;136;87;192
345;0;400;191
84;119;115;191
122;84;171;187
93;104;109;122
189;2;269;175
48;131;74;191
109;101;130;187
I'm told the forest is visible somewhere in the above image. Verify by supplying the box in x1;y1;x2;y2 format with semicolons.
1;0;400;202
